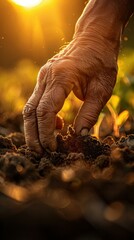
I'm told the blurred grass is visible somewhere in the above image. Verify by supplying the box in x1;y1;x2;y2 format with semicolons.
0;60;39;118
115;50;134;114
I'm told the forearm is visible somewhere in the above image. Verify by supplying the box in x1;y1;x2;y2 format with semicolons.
74;0;134;41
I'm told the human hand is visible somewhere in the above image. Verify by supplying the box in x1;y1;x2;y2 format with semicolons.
23;0;123;153
23;32;119;153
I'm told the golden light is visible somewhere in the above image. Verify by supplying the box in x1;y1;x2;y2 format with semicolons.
10;0;43;8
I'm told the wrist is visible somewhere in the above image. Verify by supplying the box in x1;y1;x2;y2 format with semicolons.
74;0;133;43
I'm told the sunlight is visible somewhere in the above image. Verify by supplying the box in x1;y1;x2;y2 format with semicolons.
10;0;43;8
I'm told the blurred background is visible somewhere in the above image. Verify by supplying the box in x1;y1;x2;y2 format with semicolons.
0;0;134;137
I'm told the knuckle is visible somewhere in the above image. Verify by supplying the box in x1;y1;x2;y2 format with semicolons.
40;66;47;74
36;104;48;117
51;59;78;93
53;62;65;77
53;59;76;78
38;65;47;82
22;103;36;119
36;107;45;118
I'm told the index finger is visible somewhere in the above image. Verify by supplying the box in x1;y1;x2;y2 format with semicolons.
36;84;72;151
23;67;47;153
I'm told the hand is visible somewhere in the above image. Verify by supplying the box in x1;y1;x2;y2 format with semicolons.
23;30;118;153
23;0;125;153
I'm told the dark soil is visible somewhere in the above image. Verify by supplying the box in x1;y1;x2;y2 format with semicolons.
0;126;134;240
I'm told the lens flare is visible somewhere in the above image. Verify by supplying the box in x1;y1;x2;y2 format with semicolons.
10;0;43;8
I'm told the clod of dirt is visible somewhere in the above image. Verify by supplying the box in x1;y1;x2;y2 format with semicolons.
117;134;134;150
103;136;115;146
36;126;111;168
7;132;25;148
56;126;110;160
0;152;39;184
112;135;134;164
18;145;41;164
0;135;16;155
1;125;134;186
94;155;111;170
118;147;134;163
38;158;54;177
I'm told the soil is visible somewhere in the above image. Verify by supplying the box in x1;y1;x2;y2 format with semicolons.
0;125;134;240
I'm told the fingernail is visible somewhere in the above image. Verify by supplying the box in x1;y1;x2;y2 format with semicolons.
80;128;89;136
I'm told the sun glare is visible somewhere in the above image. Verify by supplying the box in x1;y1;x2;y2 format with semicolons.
10;0;43;8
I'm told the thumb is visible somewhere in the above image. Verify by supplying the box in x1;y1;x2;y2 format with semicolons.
74;79;111;135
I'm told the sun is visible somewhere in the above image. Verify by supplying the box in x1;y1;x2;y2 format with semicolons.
10;0;43;8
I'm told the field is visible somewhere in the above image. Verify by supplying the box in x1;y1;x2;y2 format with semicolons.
0;116;134;239
0;1;134;239
0;53;134;240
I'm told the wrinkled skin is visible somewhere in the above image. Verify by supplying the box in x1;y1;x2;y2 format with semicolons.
23;1;122;153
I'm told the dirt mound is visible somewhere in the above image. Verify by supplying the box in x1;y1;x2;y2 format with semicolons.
0;126;134;184
0;127;134;240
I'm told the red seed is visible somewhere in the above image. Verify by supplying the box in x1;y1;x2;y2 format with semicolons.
56;115;64;130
